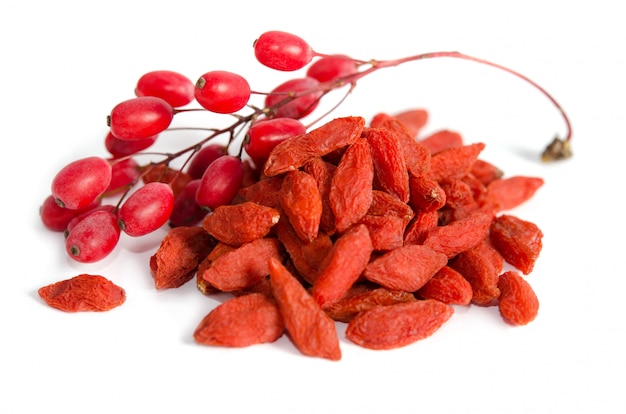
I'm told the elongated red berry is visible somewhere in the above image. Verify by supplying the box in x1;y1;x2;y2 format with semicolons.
40;195;101;232
186;144;228;179
104;131;158;157
265;77;322;119
194;71;251;114
306;54;358;83
243;117;306;168
195;155;244;211
65;209;121;263
254;31;314;71
118;182;174;236
135;70;195;108
51;156;112;210
108;96;174;140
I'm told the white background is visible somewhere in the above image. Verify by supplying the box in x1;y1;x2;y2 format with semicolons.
1;1;624;413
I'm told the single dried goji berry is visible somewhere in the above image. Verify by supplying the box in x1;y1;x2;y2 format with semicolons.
363;244;447;292
196;242;236;295
329;138;374;233
489;214;543;275
393;108;429;138
202;201;280;246
363;127;410;203
279;170;323;242
470;158;504;186
193;292;285;347
358;214;406;251
263;116;365;176
378;118;431;176
274;217;323;285
449;244;500;306
483;176;544;213
423;211;494;258
312;224;373;308
150;226;215;289
403;209;439;246
324;285;417;323
201;237;284;292
428;142;485;182
268;257;341;361
417;265;473;305
38;274;125;312
368;190;414;223
302;157;337;234
497;271;539;326
419;129;463;154
238;176;284;208
345;299;454;350
408;173;447;212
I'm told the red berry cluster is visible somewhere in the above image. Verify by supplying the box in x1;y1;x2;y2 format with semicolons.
39;30;572;264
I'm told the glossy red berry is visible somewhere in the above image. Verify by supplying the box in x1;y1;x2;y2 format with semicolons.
265;77;322;119
195;155;244;211
65;209;121;263
118;182;174;237
40;195;101;232
254;31;314;71
186;144;228;179
306;54;358;83
244;117;306;168
194;71;251;114
108;96;174;140
104;131;158;158
51;157;112;210
135;70;195;108
105;158;140;196
169;179;206;227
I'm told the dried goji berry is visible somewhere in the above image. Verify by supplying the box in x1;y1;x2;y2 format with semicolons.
312;224;373;308
358;214;405;251
393;108;429;138
268;257;341;360
196;242;236;295
483;176;544;213
202;201;280;246
238;176;284;208
302;157;336;234
324;285;417;323
368;190;414;223
378;118;431;176
345;299;454;350
497;271;539;325
193;292;285;347
470;159;504;186
363;244;447;292
274;217;322;285
419;129;463;154
201;237;284;292
329;138;374;233
38;274;125;312
279;170;323;242
450;244;500;306
423;211;494;258
363;127;410;203
428;142;485;182
150;226;215;289
489;214;543;275
417;265;473;305
408;173;447;212
403;209;439;246
263;116;365;176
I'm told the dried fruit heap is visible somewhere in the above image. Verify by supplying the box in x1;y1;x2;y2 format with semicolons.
38;30;568;359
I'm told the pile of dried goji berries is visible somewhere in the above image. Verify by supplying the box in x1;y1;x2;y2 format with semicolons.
146;111;544;360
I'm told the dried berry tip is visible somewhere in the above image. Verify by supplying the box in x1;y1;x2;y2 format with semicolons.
541;136;572;162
